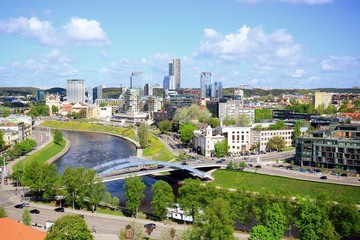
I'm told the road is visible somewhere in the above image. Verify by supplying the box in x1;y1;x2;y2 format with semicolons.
1;189;250;240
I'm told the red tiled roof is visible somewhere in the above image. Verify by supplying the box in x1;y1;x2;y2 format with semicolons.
0;218;46;240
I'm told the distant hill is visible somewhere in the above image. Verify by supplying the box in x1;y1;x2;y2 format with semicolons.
0;87;39;96
223;88;360;97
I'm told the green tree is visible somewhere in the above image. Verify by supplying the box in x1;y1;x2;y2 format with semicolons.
210;117;220;128
239;161;246;170
151;180;175;219
46;214;94;240
42;164;59;201
0;130;5;151
102;191;113;209
264;203;287;240
27;103;50;117
214;139;228;158
53;129;64;145
330;203;360;238
179;179;205;222
223;117;236;126
292;120;302;143
111;196;120;209
296;199;324;240
198;197;236;240
255;108;273;123
85;169;106;213
51;105;59;115
61;167;88;209
22;209;32;226
269;120;285;130
179;123;197;144
158;120;173;133
354;100;360;107
137;122;149;148
0;206;8;218
173;104;211;124
236;113;251;127
253;124;264;131
248;225;273;240
124;176;146;217
266;136;285;151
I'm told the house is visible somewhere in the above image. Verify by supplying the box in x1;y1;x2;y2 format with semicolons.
0;218;46;240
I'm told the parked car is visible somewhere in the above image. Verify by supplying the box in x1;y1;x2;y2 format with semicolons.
14;202;29;209
320;176;327;180
30;209;40;214
220;158;226;162
14;204;24;209
198;159;205;163
144;223;156;228
255;165;262;169
340;173;348;177
157;165;165;169
216;160;223;163
54;207;64;212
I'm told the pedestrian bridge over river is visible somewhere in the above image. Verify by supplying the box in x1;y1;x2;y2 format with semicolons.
93;157;221;182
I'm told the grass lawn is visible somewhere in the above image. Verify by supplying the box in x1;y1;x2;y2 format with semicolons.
213;169;360;204
97;207;125;217
41;120;175;161
13;140;65;171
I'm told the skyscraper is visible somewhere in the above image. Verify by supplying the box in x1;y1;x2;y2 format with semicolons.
130;72;143;89
144;83;153;96
169;59;181;89
93;85;104;103
67;79;85;103
200;72;212;98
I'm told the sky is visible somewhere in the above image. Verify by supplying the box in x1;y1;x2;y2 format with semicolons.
0;0;359;89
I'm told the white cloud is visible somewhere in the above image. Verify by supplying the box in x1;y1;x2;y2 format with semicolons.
321;56;360;72
0;50;78;86
63;17;111;46
290;69;305;78
0;16;110;47
196;25;302;65
0;17;59;45
237;0;333;5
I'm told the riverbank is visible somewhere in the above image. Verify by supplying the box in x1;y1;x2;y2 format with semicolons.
40;120;175;161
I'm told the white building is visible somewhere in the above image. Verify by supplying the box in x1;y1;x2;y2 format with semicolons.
193;126;225;157
45;93;61;115
193;125;253;157
221;126;251;154
251;129;294;151
67;79;85;103
219;100;255;123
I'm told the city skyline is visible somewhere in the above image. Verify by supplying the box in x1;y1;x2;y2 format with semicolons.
0;0;359;89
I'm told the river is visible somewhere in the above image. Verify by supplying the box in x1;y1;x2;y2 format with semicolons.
54;130;172;212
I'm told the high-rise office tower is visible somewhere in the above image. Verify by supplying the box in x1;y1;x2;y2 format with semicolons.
200;72;212;99
144;83;153;96
37;90;45;101
130;72;143;89
169;59;181;89
214;82;223;98
93;85;104;103
163;75;175;90
67;79;85;103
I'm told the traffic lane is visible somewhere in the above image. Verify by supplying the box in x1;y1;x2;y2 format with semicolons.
245;165;359;186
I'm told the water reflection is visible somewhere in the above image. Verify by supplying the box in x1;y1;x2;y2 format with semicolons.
54;131;158;211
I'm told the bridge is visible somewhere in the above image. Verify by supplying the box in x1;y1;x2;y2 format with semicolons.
93;157;220;182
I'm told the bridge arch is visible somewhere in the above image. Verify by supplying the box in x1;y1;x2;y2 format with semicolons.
93;157;210;179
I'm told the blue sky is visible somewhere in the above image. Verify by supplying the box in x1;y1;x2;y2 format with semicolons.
0;0;359;89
